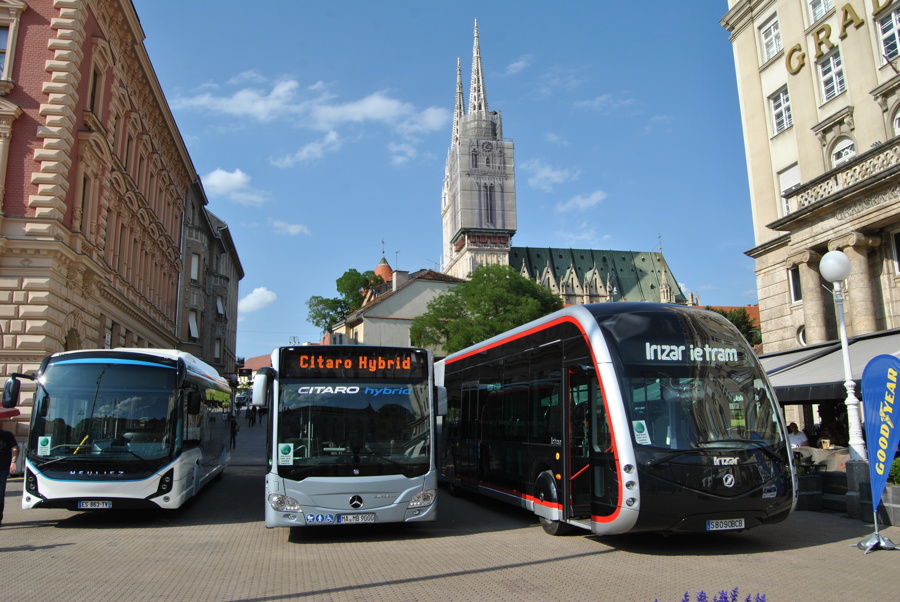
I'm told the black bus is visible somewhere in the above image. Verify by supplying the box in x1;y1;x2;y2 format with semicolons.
436;303;794;535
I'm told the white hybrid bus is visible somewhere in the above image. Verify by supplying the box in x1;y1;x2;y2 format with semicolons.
2;348;233;510
252;345;439;529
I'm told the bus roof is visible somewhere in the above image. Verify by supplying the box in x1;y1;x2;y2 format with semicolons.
46;348;230;389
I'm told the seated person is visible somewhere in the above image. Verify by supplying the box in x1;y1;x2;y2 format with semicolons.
787;422;808;448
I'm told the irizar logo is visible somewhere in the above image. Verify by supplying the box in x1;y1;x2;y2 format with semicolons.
714;457;739;466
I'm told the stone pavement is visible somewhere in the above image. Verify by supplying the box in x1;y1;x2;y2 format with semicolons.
2;420;898;601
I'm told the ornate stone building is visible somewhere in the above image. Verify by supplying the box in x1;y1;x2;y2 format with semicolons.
0;0;241;435
722;0;900;353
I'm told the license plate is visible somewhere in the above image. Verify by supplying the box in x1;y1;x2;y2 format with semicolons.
706;518;744;531
78;500;112;509
338;513;375;524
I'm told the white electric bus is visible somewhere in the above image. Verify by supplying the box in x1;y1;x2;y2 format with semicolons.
2;348;233;510
251;345;439;529
437;303;794;536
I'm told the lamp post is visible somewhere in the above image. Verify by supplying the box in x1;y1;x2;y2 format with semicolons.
819;250;867;462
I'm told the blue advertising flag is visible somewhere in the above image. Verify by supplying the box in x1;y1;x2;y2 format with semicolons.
861;354;900;512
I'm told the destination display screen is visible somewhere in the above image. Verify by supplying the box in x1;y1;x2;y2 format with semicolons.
280;347;429;381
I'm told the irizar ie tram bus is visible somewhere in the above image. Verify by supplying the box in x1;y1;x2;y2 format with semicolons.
2;349;233;511
436;303;795;536
251;345;439;529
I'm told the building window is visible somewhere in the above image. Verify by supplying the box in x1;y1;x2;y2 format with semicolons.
188;311;200;340
778;164;800;216
0;25;7;77
809;0;833;23
819;50;845;103
831;137;855;167
190;253;201;283
893;110;900;137
789;266;803;303
761;16;782;62
770;87;792;135
214;339;222;360
0;1;24;85
880;6;900;64
216;295;225;316
892;230;900;275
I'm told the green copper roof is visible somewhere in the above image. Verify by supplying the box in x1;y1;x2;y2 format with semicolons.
508;247;686;303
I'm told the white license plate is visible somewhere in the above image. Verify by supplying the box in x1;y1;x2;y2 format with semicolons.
78;500;112;509
706;518;744;531
338;513;375;524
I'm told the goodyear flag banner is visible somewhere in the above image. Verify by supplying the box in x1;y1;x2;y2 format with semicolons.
861;354;900;512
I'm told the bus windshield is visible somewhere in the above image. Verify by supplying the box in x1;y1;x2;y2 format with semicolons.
277;380;431;478
594;307;786;454
622;370;782;451
29;361;178;461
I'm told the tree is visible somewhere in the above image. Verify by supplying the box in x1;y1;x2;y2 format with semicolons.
307;269;384;333
706;306;762;347
411;264;564;354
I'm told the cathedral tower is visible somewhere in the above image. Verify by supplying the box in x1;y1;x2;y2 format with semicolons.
441;21;517;279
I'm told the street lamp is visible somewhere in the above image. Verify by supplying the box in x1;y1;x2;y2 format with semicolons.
819;250;867;462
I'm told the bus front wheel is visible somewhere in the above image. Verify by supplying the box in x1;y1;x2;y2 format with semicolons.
534;470;573;536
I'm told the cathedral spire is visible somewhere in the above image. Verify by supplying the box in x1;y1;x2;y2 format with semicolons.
468;19;488;114
452;58;464;145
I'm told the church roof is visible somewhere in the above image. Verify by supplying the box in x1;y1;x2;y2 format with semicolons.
509;247;686;303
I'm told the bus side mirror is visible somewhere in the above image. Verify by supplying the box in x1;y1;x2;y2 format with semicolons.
2;377;20;408
435;386;447;416
187;391;202;415
252;367;275;406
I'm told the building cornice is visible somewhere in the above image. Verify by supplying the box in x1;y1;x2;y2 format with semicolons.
745;233;790;259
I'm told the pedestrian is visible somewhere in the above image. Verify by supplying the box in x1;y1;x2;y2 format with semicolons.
229;415;239;449
1;427;20;527
249;406;256;428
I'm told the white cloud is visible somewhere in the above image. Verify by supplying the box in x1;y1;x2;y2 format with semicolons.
545;132;569;146
173;80;304;122
388;142;417;165
175;79;449;167
520;158;579;192
504;54;533;76
270;219;311;236
575;92;636;112
643;114;673;134
228;70;268;85
238;287;277;314
271;131;342;168
202;168;268;205
555;190;607;213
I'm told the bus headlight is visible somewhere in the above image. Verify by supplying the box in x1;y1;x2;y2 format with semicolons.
408;489;436;508
267;493;301;512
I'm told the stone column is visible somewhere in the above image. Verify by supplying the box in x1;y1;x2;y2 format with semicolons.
786;250;826;344
829;232;881;337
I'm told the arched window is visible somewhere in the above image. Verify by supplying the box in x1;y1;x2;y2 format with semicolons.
831;137;855;168
471;149;478;168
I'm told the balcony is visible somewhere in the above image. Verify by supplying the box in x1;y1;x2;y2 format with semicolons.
785;136;900;216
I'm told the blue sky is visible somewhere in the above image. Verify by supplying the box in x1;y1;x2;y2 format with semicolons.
132;1;755;360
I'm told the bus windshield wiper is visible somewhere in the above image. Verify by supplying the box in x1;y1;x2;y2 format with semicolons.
700;439;786;463
645;447;700;467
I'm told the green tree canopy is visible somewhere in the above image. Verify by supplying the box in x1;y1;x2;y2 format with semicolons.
307;268;384;333
410;264;564;354
706;306;761;347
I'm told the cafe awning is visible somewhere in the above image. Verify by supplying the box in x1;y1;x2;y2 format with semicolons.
760;328;900;404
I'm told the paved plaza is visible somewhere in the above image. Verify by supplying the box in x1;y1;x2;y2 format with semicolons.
2;421;898;601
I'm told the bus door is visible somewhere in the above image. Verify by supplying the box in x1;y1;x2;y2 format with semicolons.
565;365;619;521
565;366;593;519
